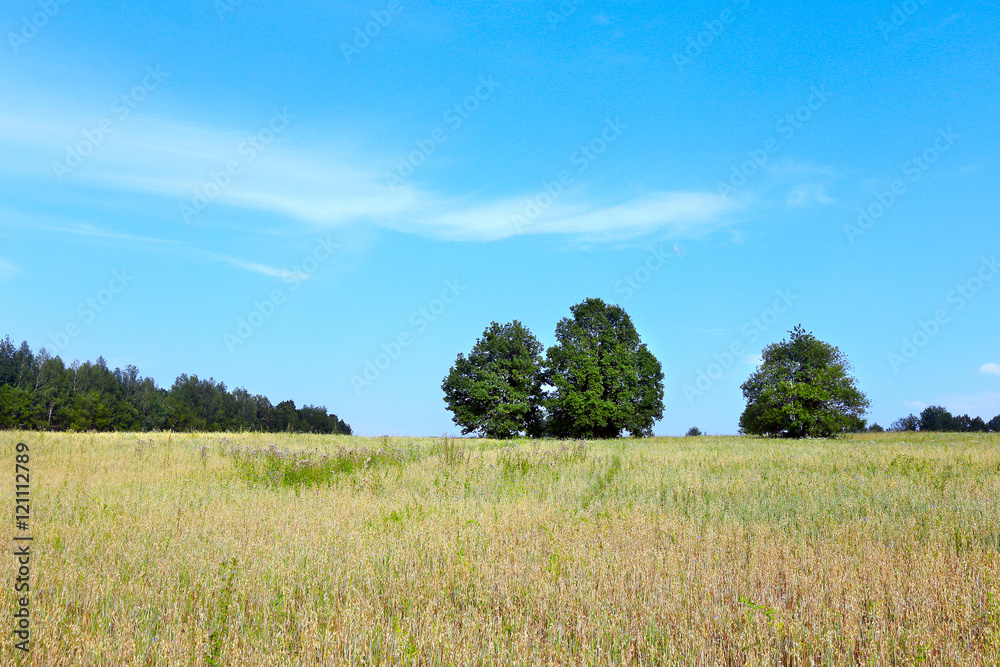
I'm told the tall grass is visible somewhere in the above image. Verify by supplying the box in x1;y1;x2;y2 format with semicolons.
6;430;1000;665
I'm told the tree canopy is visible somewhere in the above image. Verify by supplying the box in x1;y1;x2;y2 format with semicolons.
544;298;664;438
890;405;997;433
0;335;351;434
442;299;665;439
441;320;545;438
739;325;869;438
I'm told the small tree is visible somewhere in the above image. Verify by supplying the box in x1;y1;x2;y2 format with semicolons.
685;426;702;437
739;325;869;438
442;321;545;438
544;298;663;438
890;414;919;431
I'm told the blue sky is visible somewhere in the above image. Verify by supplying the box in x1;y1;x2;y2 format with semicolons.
2;0;998;436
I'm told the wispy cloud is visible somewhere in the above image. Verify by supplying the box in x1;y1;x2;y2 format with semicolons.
0;103;743;243
31;222;181;246
7;214;311;282
201;251;310;281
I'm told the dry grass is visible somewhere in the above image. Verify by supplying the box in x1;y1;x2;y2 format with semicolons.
5;430;1000;665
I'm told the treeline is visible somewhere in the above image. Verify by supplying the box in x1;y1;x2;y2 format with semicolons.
885;405;1000;433
0;336;351;434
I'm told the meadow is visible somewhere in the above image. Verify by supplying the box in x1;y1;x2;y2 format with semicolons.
5;430;1000;665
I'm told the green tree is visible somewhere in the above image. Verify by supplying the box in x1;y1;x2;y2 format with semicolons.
442;320;545;438
0;333;354;435
890;414;919;431
254;394;276;431
544;298;664;438
919;405;955;431
35;353;72;428
69;390;114;431
0;336;20;387
989;414;1000;432
968;415;988;432
739;325;869;438
0;385;38;429
273;400;300;432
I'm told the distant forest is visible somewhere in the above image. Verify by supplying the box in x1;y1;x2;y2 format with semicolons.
887;405;1000;434
0;336;351;434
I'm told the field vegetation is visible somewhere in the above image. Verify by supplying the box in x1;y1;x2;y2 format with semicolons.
7;430;1000;665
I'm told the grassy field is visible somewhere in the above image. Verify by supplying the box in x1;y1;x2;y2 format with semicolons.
5;430;1000;665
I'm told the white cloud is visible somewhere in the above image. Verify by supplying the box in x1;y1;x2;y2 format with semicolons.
980;362;1000;376
0;105;743;243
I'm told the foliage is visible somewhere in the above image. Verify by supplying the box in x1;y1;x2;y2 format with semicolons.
918;405;990;433
441;321;545;438
990;414;1000;432
739;325;869;438
544;298;664;438
442;300;665;439
0;335;352;434
919;405;955;432
890;406;997;433
686;426;702;436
